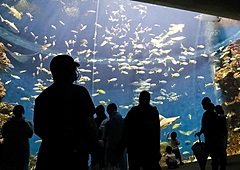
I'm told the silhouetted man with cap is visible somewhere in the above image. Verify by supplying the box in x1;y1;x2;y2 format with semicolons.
34;55;99;170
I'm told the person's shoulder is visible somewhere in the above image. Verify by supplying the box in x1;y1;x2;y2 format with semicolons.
35;84;53;99
149;105;159;115
150;105;158;110
3;119;11;126
72;84;89;93
128;106;139;113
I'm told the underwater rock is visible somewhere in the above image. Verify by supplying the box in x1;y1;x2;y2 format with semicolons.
0;102;14;115
13;0;38;14
0;42;11;73
212;39;240;162
0;84;13;150
0;82;6;102
0;81;14;133
214;39;240;129
0;112;10;128
0;102;12;140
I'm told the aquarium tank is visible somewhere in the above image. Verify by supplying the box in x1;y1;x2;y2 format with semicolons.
1;0;240;167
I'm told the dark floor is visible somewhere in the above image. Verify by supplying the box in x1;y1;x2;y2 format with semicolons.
162;154;240;170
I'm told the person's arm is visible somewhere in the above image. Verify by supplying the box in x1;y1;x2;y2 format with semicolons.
81;87;100;153
195;113;205;137
176;139;180;145
81;86;95;116
33;97;45;139
166;132;170;141
195;130;203;137
25;120;34;138
102;121;109;142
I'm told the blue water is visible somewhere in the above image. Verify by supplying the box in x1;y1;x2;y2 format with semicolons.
0;0;240;159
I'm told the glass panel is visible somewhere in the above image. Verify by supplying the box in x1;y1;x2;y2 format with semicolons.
0;0;240;167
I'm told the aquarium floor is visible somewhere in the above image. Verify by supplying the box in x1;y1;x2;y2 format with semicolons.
161;154;240;170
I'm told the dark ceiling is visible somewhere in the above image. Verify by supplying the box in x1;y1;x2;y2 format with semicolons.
133;0;240;20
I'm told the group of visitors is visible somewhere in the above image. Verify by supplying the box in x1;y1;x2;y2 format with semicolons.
92;89;162;170
195;97;228;170
0;54;229;170
0;55;161;170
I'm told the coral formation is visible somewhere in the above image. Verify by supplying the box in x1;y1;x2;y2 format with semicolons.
214;39;240;129
214;39;240;159
0;42;14;145
0;42;11;73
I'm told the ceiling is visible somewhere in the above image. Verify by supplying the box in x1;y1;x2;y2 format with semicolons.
133;0;240;20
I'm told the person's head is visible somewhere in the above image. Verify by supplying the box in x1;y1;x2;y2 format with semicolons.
106;103;117;115
95;105;105;116
139;91;150;105
201;97;212;110
201;97;211;105
215;105;224;115
170;131;177;139
13;105;24;117
166;146;173;154
50;55;80;84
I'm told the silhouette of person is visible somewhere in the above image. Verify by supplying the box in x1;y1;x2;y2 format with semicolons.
1;105;33;170
103;102;127;170
91;104;107;169
165;146;178;169
166;131;184;165
195;97;225;170
95;104;107;140
34;55;99;170
215;104;228;169
124;91;161;170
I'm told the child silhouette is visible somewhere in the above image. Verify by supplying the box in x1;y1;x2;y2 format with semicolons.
166;131;184;165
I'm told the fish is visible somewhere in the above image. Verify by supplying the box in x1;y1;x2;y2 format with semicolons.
172;122;182;129
34;139;42;143
5;80;12;85
168;24;185;35
4;47;39;63
182;151;190;155
178;128;198;136
197;76;204;79
0;14;20;33
170;36;186;41
20;97;30;101
0;26;59;58
171;72;180;77
96;89;106;94
189;59;197;64
107;78;117;83
99;100;108;105
1;3;23;20
41;43;52;51
200;53;208;57
184;140;191;145
188;114;192;120
159;80;167;84
26;12;33;21
11;74;20;79
160;115;180;129
17;86;25;91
